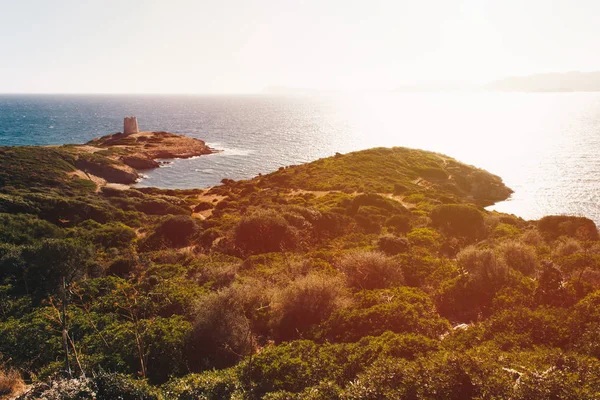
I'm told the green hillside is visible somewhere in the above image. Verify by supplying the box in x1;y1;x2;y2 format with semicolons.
2;144;600;399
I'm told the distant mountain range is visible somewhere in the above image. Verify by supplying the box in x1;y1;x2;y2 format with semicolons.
266;71;600;94
484;71;600;92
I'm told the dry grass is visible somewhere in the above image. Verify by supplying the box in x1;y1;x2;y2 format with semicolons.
0;367;26;399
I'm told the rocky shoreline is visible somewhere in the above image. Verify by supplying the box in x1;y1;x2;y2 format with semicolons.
69;131;217;185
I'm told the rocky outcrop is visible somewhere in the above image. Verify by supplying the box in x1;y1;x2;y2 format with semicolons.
71;130;217;186
121;156;160;170
87;131;215;160
75;158;139;184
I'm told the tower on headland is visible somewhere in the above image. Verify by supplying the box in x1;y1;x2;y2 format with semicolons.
123;116;139;135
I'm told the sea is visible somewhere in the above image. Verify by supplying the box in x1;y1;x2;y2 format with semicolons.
1;92;600;225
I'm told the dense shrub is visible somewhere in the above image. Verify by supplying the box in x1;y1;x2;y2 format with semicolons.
244;340;341;396
484;307;572;349
187;288;258;371
84;222;137;249
0;366;24;397
493;223;521;239
244;332;440;398
521;229;543;245
193;201;214;212
497;240;539;276
0;213;63;245
406;227;440;249
538;215;599;240
552;237;583;258
1;238;93;300
457;246;508;285
354;205;386;233
384;214;411;234
319;287;450;342
349;193;407;215
103;315;192;384
233;209;299;255
18;374;161;400
430;204;485;240
338;251;403;290
342;350;513;399
272;272;348;341
142;215;199;250
162;368;240;400
377;234;410;255
107;254;138;277
93;372;161;400
534;261;574;307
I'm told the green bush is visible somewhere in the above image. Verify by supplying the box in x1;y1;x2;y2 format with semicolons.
534;261;574;307
430;204;485;240
233;209;299;255
272;272;348;341
406;227;440;249
162;368;240;400
457;246;508;285
319;287;449;342
484;307;572;349
102;315;192;384
384;214;411;234
142;215;199;250
187;288;257;371
1;238;93;300
0;213;63;245
538;215;599;240
377;234;409;255
338;251;403;290
93;373;161;400
193;201;214;212
84;222;137;249
497;240;539;276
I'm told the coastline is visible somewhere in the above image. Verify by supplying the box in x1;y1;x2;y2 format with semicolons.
59;131;219;188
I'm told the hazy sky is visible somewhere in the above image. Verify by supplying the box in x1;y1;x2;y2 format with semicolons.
1;0;599;93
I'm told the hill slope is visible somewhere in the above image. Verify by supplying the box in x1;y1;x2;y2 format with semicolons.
1;139;599;400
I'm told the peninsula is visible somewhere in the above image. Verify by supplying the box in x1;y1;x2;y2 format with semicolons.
64;117;216;185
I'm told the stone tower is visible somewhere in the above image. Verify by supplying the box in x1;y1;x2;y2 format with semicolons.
123;116;139;135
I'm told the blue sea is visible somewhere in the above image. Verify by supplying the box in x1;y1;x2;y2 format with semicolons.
2;93;600;224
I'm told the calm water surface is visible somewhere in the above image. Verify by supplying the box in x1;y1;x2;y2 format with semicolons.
1;93;600;224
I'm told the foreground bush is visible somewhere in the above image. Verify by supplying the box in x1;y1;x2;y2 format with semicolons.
430;204;485;240
162;368;240;400
319;287;450;342
0;366;25;398
377;234;409;255
272;272;348;341
497;240;538;276
142;215;199;250
233;209;299;255
18;373;160;400
187;287;259;371
538;215;599;240
457;246;508;285
338;251;403;290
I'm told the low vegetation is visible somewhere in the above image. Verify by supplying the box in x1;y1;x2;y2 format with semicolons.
1;144;600;398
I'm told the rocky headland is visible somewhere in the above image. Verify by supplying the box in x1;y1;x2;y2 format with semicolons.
69;130;216;185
